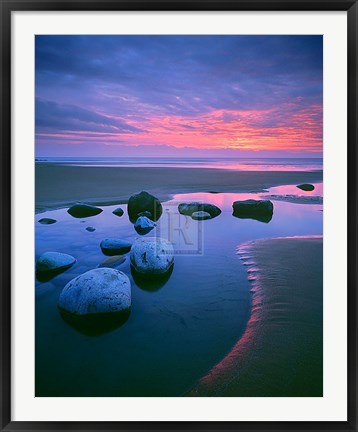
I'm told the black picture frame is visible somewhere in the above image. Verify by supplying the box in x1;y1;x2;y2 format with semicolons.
1;0;357;430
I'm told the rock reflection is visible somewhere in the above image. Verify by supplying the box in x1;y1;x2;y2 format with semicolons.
59;308;131;337
130;264;174;292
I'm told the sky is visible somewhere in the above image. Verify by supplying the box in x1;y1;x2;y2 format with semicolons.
35;35;323;158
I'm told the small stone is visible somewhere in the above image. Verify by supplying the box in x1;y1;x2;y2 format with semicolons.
134;216;156;235
297;183;315;191
86;226;96;232
38;218;57;224
112;207;124;217
67;204;103;218
191;211;211;220
100;239;132;256
36;252;76;273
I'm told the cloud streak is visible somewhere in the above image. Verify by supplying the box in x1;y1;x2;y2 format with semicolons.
35;35;323;156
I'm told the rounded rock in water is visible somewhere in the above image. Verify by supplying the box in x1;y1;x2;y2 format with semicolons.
130;237;174;275
296;183;315;192
134;216;156;235
178;202;221;218
67;203;103;218
38;218;57;225
127;191;162;222
58;268;131;315
191;211;211;220
100;239;132;255
232;199;273;223
112;207;124;217
36;251;76;273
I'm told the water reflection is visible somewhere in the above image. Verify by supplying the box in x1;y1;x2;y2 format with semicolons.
232;213;273;224
130;265;174;292
35;186;323;396
263;182;323;197
59;308;131;337
36;266;73;283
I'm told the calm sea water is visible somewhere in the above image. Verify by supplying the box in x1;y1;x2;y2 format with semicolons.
36;157;323;172
35;184;323;397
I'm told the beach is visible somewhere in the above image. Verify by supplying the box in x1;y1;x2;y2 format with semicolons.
187;236;323;397
34;34;324;401
35;163;323;213
35;163;323;396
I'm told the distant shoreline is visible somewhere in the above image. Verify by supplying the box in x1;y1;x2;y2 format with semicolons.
35;164;323;213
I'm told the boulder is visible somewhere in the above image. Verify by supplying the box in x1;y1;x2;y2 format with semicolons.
112;207;124;217
178;202;221;218
100;239;132;256
58;268;131;316
38;218;57;225
134;216;156;235
191;211;211;220
232;199;274;223
98;255;126;268
130;237;174;275
127;191;162;222
36;251;76;273
67;204;103;218
297;183;315;191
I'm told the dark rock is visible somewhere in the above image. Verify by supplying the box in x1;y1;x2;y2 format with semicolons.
100;239;132;256
67;204;103;218
112;207;124;217
38;218;57;225
297;183;315;191
232;199;274;223
178;202;221;218
85;226;96;232
127;191;162;222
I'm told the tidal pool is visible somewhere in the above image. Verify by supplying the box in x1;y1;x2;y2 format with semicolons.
35;185;323;396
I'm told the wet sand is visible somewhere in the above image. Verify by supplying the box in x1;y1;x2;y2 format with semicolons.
262;194;323;204
35;163;322;213
187;236;323;397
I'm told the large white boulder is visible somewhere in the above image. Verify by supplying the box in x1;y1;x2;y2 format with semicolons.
130;237;174;275
58;268;131;315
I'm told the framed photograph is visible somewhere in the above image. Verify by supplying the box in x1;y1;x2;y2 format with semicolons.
1;0;357;430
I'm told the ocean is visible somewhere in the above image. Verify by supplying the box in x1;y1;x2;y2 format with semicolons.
35;157;323;172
